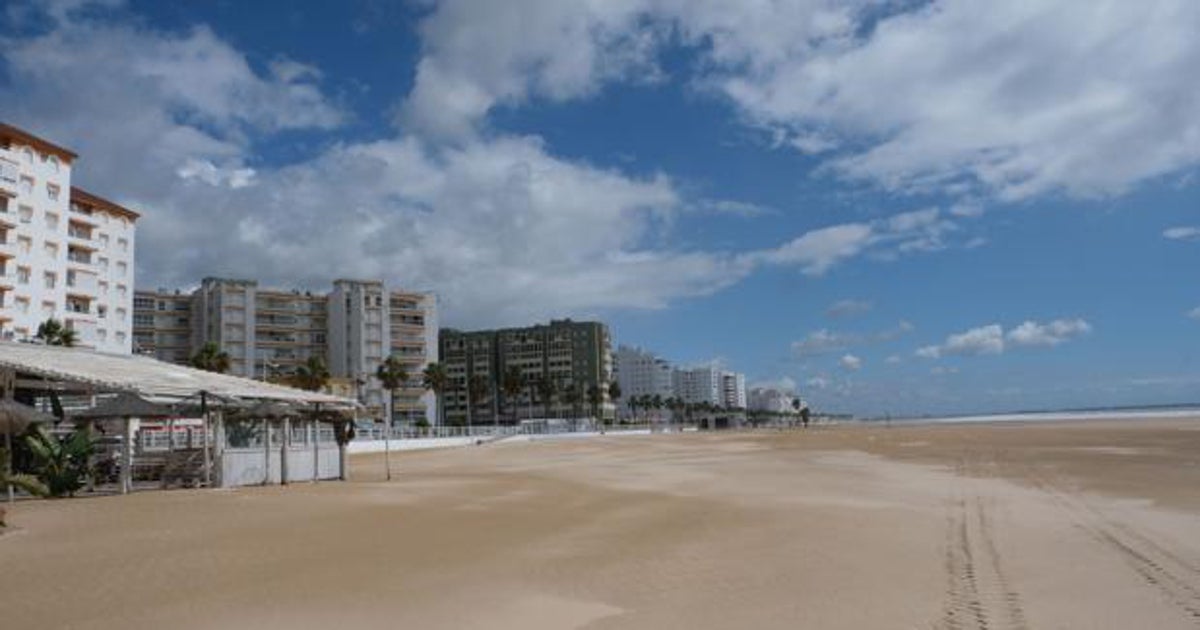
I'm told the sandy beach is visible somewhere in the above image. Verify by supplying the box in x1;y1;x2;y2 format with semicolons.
2;419;1199;629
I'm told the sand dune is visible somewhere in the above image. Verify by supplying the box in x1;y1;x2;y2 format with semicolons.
2;419;1199;629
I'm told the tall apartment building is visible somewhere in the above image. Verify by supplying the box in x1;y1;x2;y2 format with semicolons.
613;344;674;418
672;365;747;409
0;123;139;353
748;387;798;414
134;277;438;423
439;319;614;425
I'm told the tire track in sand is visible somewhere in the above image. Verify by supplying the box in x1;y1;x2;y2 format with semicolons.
937;494;1028;630
1029;474;1200;625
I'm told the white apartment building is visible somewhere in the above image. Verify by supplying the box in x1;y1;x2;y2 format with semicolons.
748;387;796;414
135;277;438;424
0;123;138;353
672;365;723;406
672;364;747;409
721;371;747;409
613;344;674;418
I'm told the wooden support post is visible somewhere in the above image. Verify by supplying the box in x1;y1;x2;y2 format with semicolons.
202;413;212;488
280;417;290;485
121;417;133;495
262;418;271;485
213;412;225;489
311;418;319;483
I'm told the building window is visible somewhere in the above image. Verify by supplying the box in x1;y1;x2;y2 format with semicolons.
43;242;58;257
117;284;127;299
45;212;59;230
116;261;127;277
97;305;108;319
43;271;56;289
17;236;31;254
18;205;32;223
19;176;33;195
46;184;60;201
97;329;107;342
17;267;30;284
99;233;109;247
116;308;127;322
118;237;128;252
21;148;34;164
47;155;60;173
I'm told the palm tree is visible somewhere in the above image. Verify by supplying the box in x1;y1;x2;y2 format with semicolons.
291;356;331;392
376;356;408;481
190;342;231;374
422;362;448;427
24;426;95;497
501;366;524;424
587;384;603;428
375;355;409;428
563;382;582;430
607;381;621;424
467;373;490;427
35;318;77;347
536;378;557;419
650;394;664;424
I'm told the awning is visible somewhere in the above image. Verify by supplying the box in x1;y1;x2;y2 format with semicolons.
0;341;355;406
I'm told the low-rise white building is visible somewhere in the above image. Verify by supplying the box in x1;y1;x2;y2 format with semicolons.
0;123;138;353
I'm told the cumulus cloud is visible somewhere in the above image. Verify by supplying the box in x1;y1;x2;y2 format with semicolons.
1188;307;1200;321
791;320;913;358
1163;226;1200;241
918;319;1092;358
402;0;1200;200
839;354;862;371
884;355;901;365
752;207;970;276
826;299;873;319
1007;319;1092;347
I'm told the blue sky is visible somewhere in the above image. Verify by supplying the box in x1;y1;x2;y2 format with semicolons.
1;0;1197;415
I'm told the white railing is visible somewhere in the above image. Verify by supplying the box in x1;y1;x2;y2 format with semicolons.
350;421;688;442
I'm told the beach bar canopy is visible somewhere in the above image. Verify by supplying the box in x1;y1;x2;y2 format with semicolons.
0;341;358;493
0;341;352;405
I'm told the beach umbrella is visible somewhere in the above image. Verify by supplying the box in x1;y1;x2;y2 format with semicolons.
2;400;55;503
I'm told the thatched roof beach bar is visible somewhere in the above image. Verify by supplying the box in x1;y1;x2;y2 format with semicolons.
0;341;359;497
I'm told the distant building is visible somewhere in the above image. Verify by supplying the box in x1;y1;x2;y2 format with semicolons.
613;344;674;418
748;387;797;414
439;319;614;425
721;371;747;409
0;123;140;353
673;364;747;409
134;277;438;424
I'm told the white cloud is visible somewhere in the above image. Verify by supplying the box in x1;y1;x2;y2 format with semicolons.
884;354;901;365
839;354;862;371
403;0;1200;201
805;376;831;391
791;329;855;357
1188;307;1200;321
753;206;970;276
918;318;1092;358
791;320;912;358
1007;319;1092;347
826;298;872;318
1163;226;1200;241
943;324;1006;356
915;345;941;359
931;366;959;376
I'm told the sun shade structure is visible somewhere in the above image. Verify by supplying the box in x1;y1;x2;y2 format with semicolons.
0;342;353;405
0;342;359;493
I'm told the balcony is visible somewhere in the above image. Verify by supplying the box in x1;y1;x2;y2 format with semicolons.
67;249;93;266
65;269;98;295
67;223;95;247
0;266;14;289
0;158;17;197
0;237;15;259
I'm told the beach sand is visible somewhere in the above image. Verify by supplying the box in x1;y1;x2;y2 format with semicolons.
2;419;1199;629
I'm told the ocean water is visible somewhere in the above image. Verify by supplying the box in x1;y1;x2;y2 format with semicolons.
867;406;1200;425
